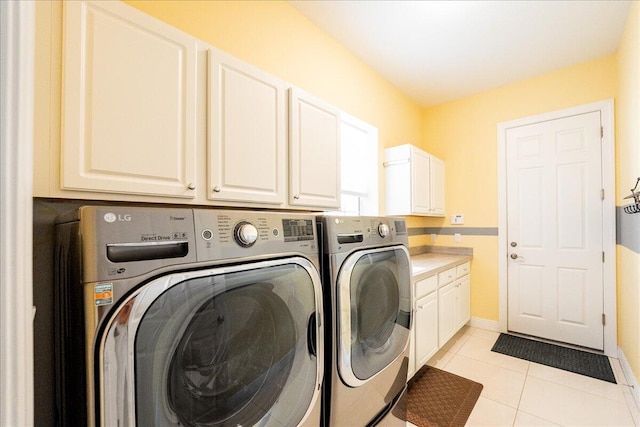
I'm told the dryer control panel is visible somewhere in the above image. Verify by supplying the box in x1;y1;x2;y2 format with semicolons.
318;215;408;255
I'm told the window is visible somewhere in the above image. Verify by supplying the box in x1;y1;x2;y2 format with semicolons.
331;112;379;216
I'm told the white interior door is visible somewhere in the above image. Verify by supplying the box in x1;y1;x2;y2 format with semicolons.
506;111;604;350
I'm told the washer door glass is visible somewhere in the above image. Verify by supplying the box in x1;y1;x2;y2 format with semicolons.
101;258;322;427
337;246;411;386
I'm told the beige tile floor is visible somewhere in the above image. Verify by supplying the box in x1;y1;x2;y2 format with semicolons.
408;326;640;427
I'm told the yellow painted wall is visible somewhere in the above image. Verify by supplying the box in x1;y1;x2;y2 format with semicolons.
421;55;618;320
34;0;423;211
34;1;639;378
123;0;423;213
616;1;640;382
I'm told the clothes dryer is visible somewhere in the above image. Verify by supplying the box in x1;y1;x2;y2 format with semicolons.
317;216;411;426
55;206;323;427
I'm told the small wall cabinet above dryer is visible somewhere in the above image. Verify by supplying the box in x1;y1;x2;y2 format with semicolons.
208;49;341;210
384;144;445;216
288;87;341;209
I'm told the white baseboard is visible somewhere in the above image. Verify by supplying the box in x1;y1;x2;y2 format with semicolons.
618;346;640;411
469;317;499;332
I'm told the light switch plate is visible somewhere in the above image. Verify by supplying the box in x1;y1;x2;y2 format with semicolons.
454;233;462;243
451;214;464;225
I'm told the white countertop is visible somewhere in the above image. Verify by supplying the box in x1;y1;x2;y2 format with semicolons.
410;252;472;279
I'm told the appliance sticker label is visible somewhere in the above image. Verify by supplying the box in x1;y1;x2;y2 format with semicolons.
94;283;113;306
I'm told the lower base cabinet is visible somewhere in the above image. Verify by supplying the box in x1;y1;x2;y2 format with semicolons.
409;260;471;379
439;274;471;347
415;292;439;368
438;281;457;347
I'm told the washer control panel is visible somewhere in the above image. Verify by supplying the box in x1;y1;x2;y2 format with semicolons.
193;209;318;262
377;223;390;238
234;221;259;247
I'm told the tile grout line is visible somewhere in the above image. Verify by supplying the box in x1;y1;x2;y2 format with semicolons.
512;362;530;427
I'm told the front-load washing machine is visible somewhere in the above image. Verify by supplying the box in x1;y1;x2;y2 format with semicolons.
317;216;411;426
55;206;324;427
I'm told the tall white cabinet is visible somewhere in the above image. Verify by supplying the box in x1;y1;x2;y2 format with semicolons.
61;0;198;198
384;144;445;216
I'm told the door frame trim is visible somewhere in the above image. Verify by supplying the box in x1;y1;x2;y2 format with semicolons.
497;99;616;356
0;1;35;424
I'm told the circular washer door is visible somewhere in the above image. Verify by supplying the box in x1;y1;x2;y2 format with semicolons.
336;245;411;387
100;258;323;427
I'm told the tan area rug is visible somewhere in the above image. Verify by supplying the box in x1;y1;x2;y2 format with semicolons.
407;365;483;427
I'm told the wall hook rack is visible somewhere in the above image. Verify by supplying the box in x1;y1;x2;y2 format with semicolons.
623;177;640;214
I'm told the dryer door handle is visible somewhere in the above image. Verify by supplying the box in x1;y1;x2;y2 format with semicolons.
307;312;317;357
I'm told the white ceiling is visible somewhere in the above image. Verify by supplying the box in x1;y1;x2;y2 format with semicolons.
289;1;633;107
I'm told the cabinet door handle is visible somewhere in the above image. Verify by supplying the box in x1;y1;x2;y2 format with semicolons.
293;194;300;200
187;183;196;190
213;186;221;193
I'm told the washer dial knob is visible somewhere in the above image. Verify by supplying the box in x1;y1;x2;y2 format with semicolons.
234;221;258;247
378;223;390;238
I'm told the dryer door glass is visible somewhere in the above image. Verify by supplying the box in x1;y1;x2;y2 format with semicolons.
338;246;411;385
101;259;322;427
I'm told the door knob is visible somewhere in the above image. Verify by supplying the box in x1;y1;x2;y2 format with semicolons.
510;241;518;247
510;253;519;259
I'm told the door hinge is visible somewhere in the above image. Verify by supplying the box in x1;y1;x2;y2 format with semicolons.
602;251;605;262
601;126;604;138
602;313;606;326
601;189;605;200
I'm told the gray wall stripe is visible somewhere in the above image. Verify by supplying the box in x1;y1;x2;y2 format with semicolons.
409;208;639;254
617;206;640;254
408;227;499;236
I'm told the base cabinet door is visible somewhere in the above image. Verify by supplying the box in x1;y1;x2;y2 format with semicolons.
415;292;439;369
62;0;198;198
438;282;457;347
456;275;471;330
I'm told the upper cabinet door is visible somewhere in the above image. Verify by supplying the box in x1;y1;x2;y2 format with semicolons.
411;147;432;214
429;155;445;215
208;49;286;205
289;88;341;209
62;1;198;198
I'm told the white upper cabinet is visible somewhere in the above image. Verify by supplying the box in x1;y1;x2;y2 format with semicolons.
61;0;198;198
57;1;341;209
289;88;341;209
384;144;445;216
208;48;287;205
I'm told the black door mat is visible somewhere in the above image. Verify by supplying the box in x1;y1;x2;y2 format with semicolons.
491;333;616;383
